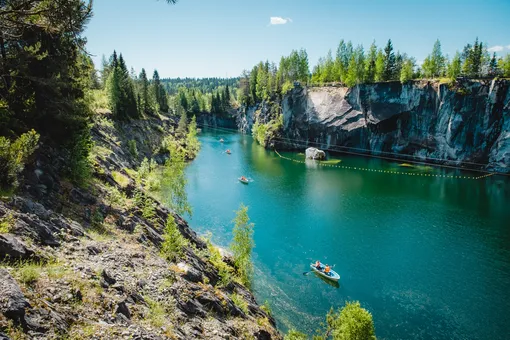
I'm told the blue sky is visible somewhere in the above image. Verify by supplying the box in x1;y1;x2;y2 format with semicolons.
85;0;510;78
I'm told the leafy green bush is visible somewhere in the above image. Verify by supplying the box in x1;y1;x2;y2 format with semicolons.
316;301;376;340
160;215;188;262
284;329;308;340
0;130;39;191
231;204;255;288
252;114;283;148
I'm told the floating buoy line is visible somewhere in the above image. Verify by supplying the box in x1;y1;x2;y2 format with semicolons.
274;150;494;181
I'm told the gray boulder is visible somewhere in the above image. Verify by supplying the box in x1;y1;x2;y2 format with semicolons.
0;269;30;323
305;147;326;160
0;234;37;262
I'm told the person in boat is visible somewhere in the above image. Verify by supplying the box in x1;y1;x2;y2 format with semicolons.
324;265;331;276
315;260;322;270
226;149;231;153
241;176;247;181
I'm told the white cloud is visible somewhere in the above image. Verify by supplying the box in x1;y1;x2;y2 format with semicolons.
488;45;504;52
269;17;292;25
507;45;510;49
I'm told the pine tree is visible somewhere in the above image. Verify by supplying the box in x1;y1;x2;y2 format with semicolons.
177;110;188;136
139;68;153;115
106;52;138;120
152;70;169;113
383;39;396;81
488;52;499;77
364;41;377;83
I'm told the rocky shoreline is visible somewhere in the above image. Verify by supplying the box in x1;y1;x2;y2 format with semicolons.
0;112;280;339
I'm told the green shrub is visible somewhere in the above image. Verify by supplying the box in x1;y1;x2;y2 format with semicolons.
145;297;166;328
133;189;157;221
282;80;294;94
104;184;129;209
0;213;14;233
231;293;249;314
160;215;188;262
320;301;376;340
185;115;200;158
0;129;39;191
16;261;42;285
252;114;283;148
205;238;233;287
260;300;272;317
137;158;151;181
231;204;255;288
127;139;138;158
284;329;308;340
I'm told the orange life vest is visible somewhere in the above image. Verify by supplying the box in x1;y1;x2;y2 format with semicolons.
325;266;330;273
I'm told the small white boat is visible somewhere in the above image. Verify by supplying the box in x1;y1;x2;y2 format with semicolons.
220;138;224;143
238;177;249;184
310;263;340;281
226;149;231;154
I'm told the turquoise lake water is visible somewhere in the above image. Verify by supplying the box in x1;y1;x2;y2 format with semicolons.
185;130;510;339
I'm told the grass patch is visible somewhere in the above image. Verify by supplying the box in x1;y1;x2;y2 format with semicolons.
111;171;130;188
12;261;43;285
145;297;167;328
0;213;14;233
4;320;29;340
231;293;249;314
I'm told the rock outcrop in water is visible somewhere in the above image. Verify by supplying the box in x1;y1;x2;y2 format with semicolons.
305;148;326;160
237;79;510;173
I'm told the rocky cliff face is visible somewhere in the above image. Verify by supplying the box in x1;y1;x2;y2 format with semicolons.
278;80;510;173
0;113;280;339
